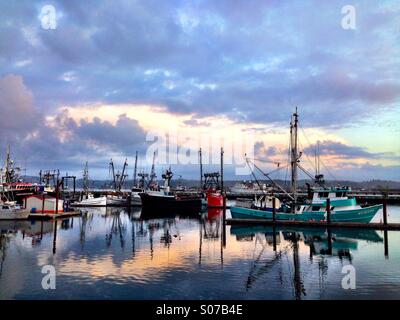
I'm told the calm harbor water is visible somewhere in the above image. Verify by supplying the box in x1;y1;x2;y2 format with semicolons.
1;204;400;300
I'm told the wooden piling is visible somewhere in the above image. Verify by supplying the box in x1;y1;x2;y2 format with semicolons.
327;229;332;255
272;197;276;222
55;180;59;215
127;193;131;207
41;193;45;214
384;229;389;258
326;198;331;224
221;194;227;248
383;197;388;226
52;220;58;254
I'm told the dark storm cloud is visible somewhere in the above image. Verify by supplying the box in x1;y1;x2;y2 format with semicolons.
0;74;39;139
0;74;147;174
1;1;399;178
75;114;147;153
1;0;399;126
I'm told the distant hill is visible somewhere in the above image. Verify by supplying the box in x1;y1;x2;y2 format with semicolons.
19;176;400;190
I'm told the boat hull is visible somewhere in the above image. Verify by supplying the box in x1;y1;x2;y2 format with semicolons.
140;193;203;210
106;195;128;206
72;196;107;207
230;204;382;223
130;192;142;206
206;192;224;207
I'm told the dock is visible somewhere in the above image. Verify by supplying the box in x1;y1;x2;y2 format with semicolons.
29;210;81;220
225;191;400;204
226;218;400;230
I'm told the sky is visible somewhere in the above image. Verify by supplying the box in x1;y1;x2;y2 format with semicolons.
0;0;399;181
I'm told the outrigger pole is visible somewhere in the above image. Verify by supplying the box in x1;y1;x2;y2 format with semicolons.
245;157;295;201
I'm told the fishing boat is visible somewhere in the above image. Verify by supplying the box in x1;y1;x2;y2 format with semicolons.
1;147;37;203
74;193;107;206
130;151;142;206
0;202;30;220
106;158;130;206
230;181;271;195
198;148;225;208
230;109;382;223
130;187;142;206
230;186;382;223
71;162;107;207
106;194;128;206
140;168;203;211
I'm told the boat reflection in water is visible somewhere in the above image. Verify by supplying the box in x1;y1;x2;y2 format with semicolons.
0;205;398;299
230;225;384;299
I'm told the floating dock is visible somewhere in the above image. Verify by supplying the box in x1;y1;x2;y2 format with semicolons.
226;218;400;230
29;210;81;220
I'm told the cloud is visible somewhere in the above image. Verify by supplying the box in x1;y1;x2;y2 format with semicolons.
0;0;398;127
75;114;147;153
0;1;399;179
0;74;39;139
303;140;397;160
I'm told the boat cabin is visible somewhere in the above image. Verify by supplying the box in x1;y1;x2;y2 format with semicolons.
307;186;356;211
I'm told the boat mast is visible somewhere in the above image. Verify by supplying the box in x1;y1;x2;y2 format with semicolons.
133;151;138;187
199;148;203;189
290;108;299;208
220;148;224;192
109;159;116;190
119;158;128;190
317;141;320;177
83;162;89;195
4;145;12;184
149;151;157;189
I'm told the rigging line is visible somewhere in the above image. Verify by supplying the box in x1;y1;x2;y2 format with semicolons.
266;163;290;176
299;124;315;151
248;158;294;200
250;157;281;165
299;125;319;169
297;164;316;181
298;125;318;170
284;131;291;189
300;123;336;181
245;158;267;196
298;139;316;173
319;158;337;181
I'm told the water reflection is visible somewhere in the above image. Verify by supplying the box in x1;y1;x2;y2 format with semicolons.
199;208;224;266
0;206;399;299
230;225;384;299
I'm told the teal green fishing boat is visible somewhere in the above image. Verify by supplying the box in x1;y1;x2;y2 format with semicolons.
230;109;382;224
230;187;382;223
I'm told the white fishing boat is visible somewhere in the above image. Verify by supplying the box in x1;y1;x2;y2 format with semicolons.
106;194;128;206
0;202;30;220
72;162;107;207
230;181;271;194
131;187;142;206
73;193;107;207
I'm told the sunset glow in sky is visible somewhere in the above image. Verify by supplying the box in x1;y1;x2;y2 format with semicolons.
0;1;399;180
